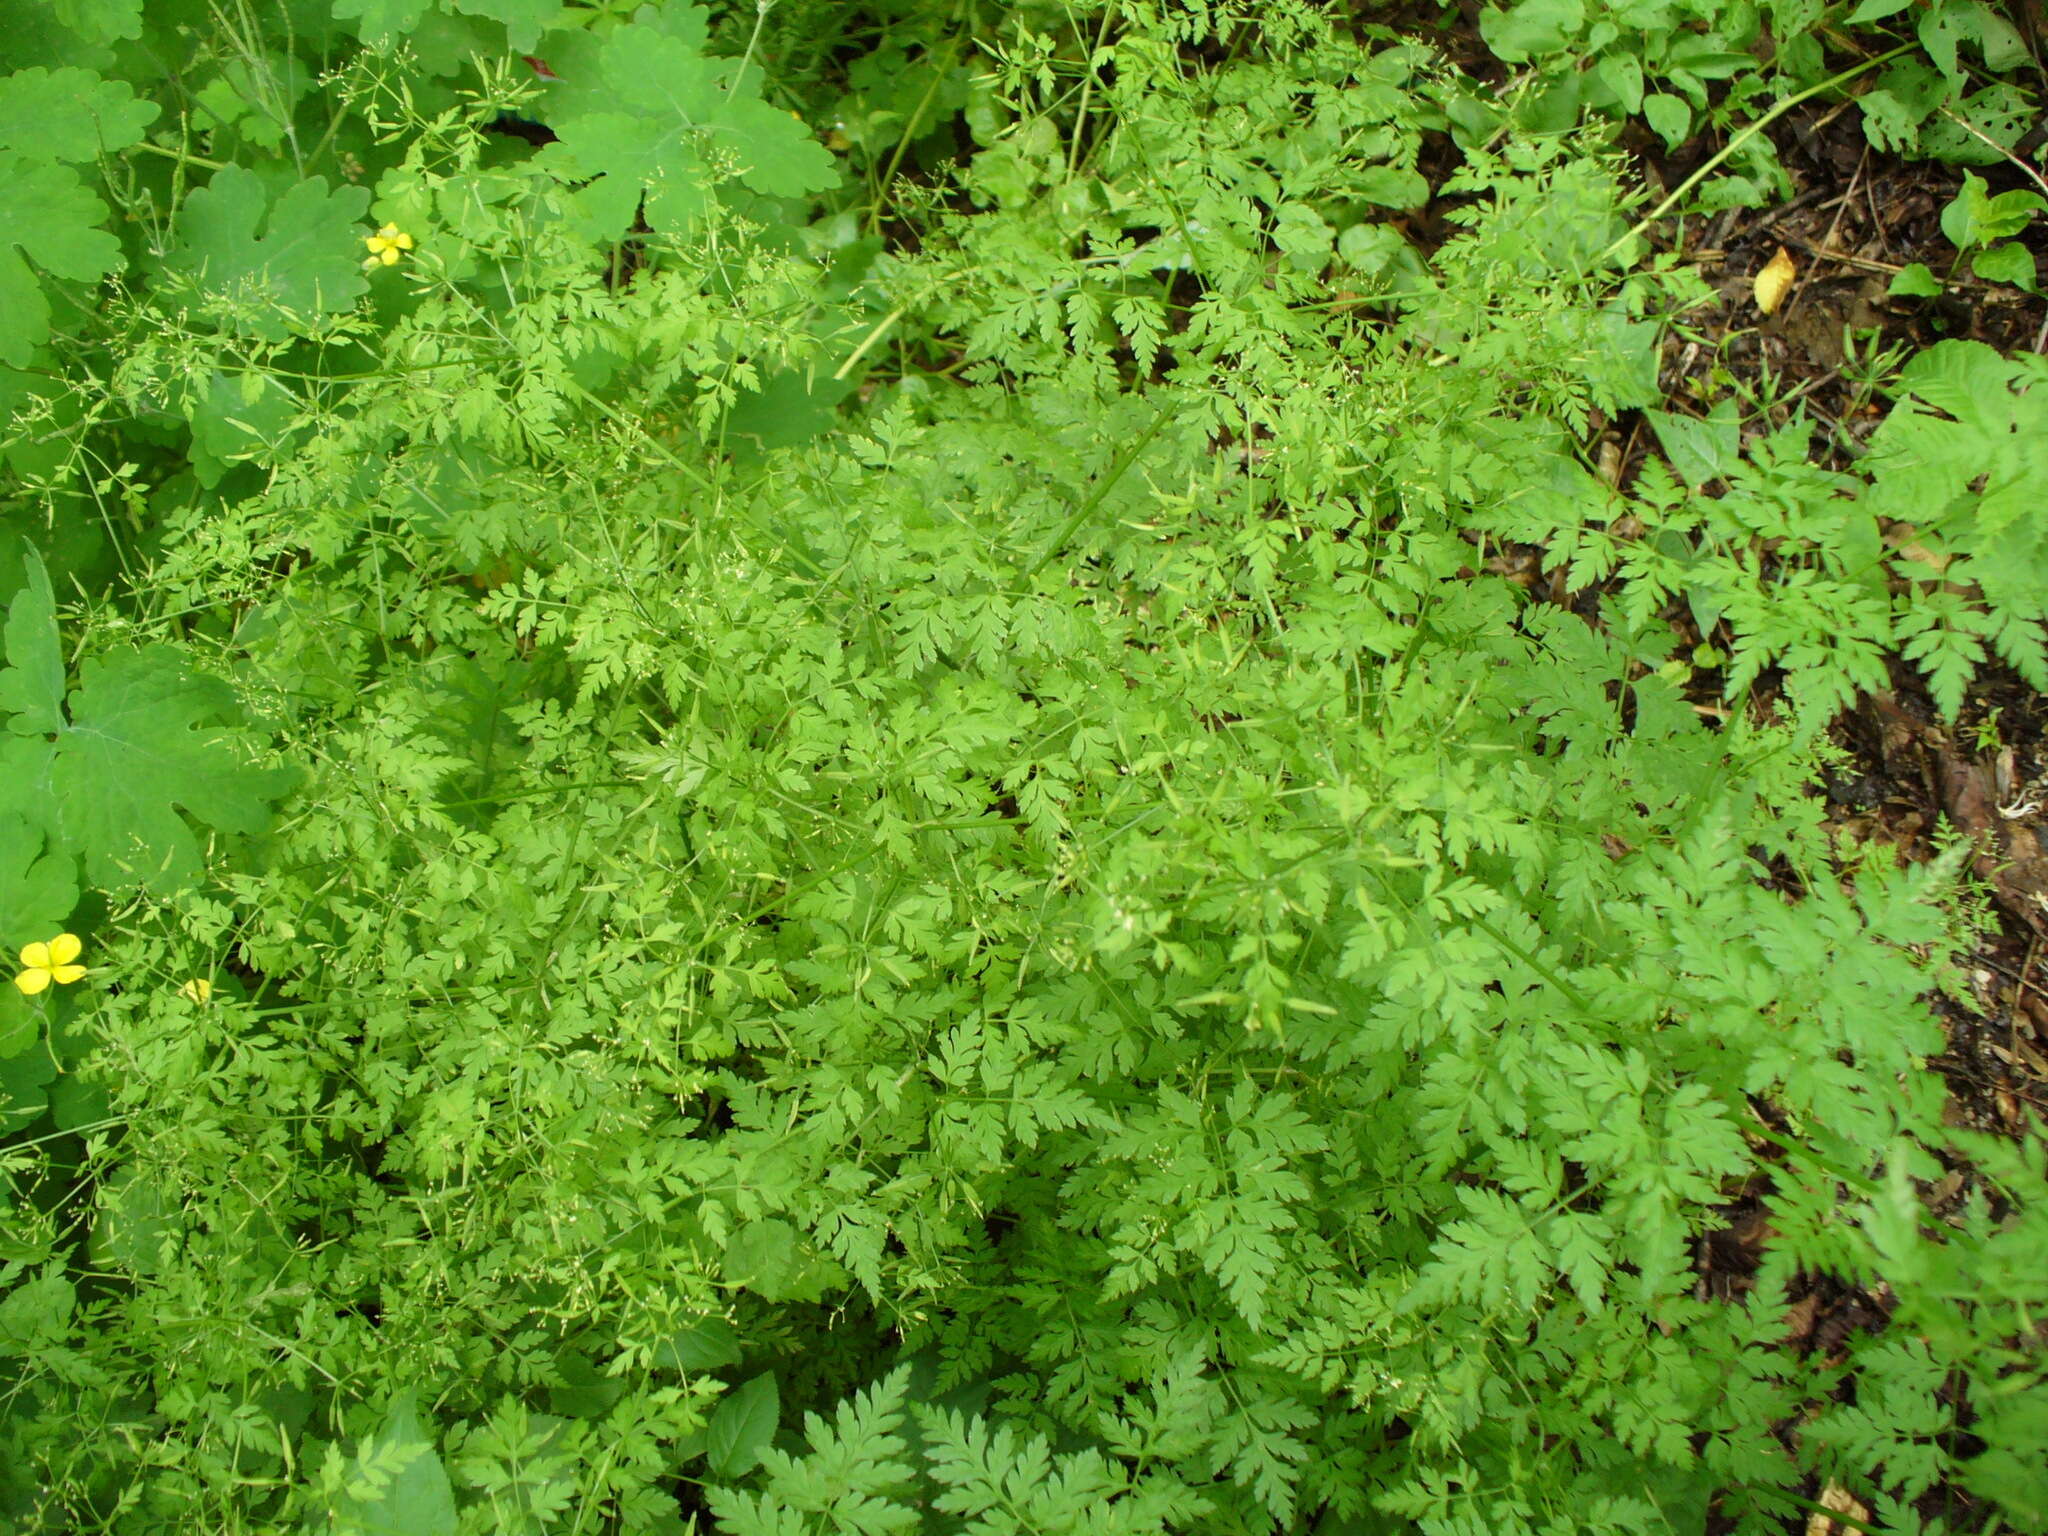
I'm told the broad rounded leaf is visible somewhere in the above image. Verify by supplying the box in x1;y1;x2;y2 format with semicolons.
0;67;159;159
0;542;64;735
49;0;142;45
328;0;435;43
1972;241;2038;292
0;603;296;892
157;165;371;340
451;0;560;51
329;1392;458;1536
705;1372;779;1478
543;23;833;240
0;1039;57;1133
0;815;78;950
0;152;123;366
655;1314;744;1371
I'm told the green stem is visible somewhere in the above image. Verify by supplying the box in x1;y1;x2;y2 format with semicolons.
1022;401;1175;579
1598;44;1915;266
832;305;907;381
124;138;228;171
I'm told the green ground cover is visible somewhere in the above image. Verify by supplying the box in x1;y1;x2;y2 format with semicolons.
2;0;2045;1530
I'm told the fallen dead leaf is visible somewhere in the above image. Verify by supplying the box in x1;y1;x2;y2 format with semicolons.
1938;755;2048;934
1780;1292;1822;1347
1804;1481;1868;1536
1894;540;1952;574
1754;246;1797;315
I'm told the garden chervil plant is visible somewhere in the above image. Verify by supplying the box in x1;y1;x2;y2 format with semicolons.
2;0;2047;1533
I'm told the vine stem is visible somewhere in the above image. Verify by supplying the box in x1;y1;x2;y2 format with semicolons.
1597;43;1915;266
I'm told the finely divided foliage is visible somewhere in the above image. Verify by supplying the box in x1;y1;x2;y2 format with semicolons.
1;1;2045;1534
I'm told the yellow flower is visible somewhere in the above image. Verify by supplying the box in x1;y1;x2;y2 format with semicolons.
179;977;214;1003
363;222;414;268
14;934;86;996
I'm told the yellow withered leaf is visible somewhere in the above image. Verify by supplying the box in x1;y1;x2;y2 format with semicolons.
1753;246;1796;316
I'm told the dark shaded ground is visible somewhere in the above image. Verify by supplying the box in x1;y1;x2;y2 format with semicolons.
1643;97;2048;1130
1655;103;2046;431
1598;97;2048;1536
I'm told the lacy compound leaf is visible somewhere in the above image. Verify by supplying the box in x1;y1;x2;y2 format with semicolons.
156;165;371;339
1866;341;2048;610
0;152;124;367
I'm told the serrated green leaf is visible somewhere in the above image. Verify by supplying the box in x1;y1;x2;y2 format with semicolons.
0;151;123;367
50;0;141;45
0;816;78;950
706;1372;779;1477
655;1315;744;1371
157;165;371;340
186;369;301;488
1972;241;2038;291
548;1350;626;1419
0;67;158;159
1337;222;1406;274
90;1165;180;1276
1887;261;1942;297
724;1217;799;1298
451;0;560;51
330;1392;459;1536
1355;165;1428;209
328;0;435;43
541;23;834;240
0;645;295;893
0;1267;72;1353
1901;624;1984;720
0;543;64;736
544;109;709;241
1645;400;1741;489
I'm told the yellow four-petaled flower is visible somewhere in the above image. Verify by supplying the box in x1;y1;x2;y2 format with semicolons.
363;222;414;268
14;934;86;996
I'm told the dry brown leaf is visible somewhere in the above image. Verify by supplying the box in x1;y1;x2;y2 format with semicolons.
1805;1480;1869;1536
1894;540;1952;574
1754;246;1797;316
